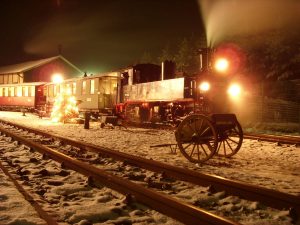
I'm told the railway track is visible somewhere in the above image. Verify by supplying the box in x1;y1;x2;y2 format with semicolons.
0;122;238;225
0;119;299;224
244;133;300;146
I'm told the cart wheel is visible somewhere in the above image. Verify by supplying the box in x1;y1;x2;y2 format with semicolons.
216;120;243;157
175;114;218;163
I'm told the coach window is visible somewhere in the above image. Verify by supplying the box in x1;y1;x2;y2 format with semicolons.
4;87;8;96
57;84;60;95
90;79;95;94
53;85;57;96
82;80;86;95
72;82;76;95
103;79;108;94
28;86;34;97
17;86;22;96
10;87;15;97
65;83;70;94
48;85;53;97
22;86;29;97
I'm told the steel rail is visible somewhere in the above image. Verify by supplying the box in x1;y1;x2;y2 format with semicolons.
244;133;300;145
0;119;299;219
0;126;239;225
0;160;58;225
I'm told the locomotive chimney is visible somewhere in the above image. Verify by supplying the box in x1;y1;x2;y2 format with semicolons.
199;48;211;72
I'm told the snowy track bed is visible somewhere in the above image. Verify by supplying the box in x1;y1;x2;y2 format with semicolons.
1;112;298;195
0;111;299;224
0;133;181;225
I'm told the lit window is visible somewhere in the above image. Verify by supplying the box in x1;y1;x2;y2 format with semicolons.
22;86;28;97
4;87;8;96
30;86;35;97
82;80;86;95
72;82;76;95
90;79;95;94
17;87;22;96
0;88;2;96
10;87;15;97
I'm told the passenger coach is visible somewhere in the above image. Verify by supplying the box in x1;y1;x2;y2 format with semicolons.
44;72;121;116
0;82;46;111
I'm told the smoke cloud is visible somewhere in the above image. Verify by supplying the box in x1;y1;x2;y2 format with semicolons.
199;0;300;47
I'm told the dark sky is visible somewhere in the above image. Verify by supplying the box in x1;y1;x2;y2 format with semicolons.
0;0;203;73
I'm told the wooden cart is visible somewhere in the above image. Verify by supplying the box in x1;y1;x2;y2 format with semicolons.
175;113;243;163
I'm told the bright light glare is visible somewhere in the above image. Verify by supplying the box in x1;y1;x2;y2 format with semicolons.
199;82;210;92
228;84;241;97
52;73;63;83
215;58;229;73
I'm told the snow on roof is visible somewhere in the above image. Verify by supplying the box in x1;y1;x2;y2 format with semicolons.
0;55;83;75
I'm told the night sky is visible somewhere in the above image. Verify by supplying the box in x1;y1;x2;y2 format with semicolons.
0;0;203;74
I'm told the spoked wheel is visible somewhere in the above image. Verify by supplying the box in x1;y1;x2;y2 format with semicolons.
215;120;243;157
175;114;218;163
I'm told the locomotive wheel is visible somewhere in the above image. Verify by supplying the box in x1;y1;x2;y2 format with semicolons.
175;114;218;163
216;120;243;157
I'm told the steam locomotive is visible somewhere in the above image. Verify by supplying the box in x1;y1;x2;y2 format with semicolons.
0;47;245;125
116;47;245;125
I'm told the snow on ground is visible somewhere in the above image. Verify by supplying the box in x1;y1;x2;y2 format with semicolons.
0;111;299;225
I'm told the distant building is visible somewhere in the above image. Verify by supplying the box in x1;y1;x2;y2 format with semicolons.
0;55;83;84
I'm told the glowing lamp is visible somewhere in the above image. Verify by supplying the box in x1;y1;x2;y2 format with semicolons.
227;84;241;97
52;73;63;83
199;81;210;92
215;58;229;73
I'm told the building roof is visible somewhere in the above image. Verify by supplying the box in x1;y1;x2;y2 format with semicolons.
0;55;83;75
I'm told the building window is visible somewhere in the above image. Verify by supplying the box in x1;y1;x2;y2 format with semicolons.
0;76;3;84
82;80;86;95
3;75;8;84
0;88;2;96
12;75;18;83
8;75;12;84
90;79;95;94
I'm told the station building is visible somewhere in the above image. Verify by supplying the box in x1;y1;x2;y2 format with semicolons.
0;55;83;84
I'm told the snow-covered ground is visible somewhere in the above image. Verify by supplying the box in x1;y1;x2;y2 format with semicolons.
0;111;299;225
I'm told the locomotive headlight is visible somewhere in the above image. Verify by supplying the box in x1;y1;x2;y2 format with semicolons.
199;81;210;92
227;83;241;97
215;58;229;73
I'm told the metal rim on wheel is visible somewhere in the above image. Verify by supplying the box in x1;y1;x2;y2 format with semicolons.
175;114;218;163
216;120;243;157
